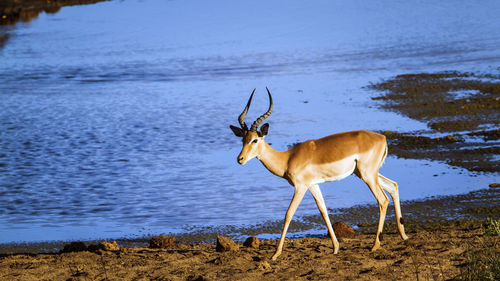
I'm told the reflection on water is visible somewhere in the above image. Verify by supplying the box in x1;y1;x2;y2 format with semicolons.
0;0;105;25
0;8;58;26
0;0;499;243
0;0;106;51
0;33;8;49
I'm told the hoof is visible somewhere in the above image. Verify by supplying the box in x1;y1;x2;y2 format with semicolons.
271;252;281;261
333;245;339;254
371;241;381;252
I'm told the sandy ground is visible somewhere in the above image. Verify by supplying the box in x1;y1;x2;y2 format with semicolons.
1;227;496;281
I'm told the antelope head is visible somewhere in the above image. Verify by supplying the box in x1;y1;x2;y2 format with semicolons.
230;88;273;165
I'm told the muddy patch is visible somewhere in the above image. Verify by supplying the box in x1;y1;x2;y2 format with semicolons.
368;71;499;173
381;130;499;172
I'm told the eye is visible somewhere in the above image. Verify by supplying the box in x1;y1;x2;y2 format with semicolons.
251;139;258;144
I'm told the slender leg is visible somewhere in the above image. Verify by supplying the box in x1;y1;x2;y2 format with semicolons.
378;174;409;240
271;185;307;261
358;172;389;251
373;191;389;251
309;184;339;254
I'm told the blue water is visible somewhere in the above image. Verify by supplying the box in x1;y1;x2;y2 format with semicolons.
1;0;499;243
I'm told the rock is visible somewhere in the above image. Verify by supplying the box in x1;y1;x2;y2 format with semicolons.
216;235;239;252
60;242;87;253
328;222;357;238
101;240;120;251
489;183;500;188
88;240;120;253
149;235;176;249
243;237;260;248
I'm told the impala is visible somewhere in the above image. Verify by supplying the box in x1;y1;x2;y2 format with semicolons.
230;88;409;260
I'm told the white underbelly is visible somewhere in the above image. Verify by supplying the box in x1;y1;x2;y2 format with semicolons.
310;155;357;185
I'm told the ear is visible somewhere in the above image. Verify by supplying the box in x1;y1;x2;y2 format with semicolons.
259;123;269;136
229;125;244;137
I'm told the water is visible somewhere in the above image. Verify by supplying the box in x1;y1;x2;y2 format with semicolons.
1;0;499;243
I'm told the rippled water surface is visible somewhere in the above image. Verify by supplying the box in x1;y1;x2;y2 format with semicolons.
1;0;499;243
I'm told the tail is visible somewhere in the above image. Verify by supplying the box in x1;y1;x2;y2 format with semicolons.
379;138;388;169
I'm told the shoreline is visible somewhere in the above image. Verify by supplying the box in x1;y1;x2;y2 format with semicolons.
1;209;498;280
1;186;497;255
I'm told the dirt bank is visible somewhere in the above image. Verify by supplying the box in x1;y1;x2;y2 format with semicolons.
1;187;498;254
1;188;498;280
1;226;498;280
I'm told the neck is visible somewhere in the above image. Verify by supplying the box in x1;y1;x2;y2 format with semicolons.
257;141;290;177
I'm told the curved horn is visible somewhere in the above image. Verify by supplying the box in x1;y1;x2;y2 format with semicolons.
238;88;255;130
250;87;273;131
